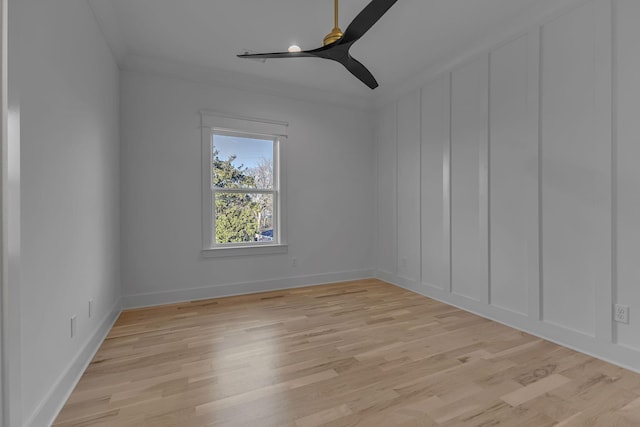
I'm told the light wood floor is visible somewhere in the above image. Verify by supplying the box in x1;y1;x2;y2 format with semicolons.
54;279;640;426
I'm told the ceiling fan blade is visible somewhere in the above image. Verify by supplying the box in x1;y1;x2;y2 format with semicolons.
341;55;378;89
237;0;396;90
237;51;315;59
341;0;398;45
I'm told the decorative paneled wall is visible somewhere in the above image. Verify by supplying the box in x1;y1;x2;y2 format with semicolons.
540;0;612;338
489;33;539;317
376;0;640;371
615;0;640;351
420;75;451;292
396;92;422;282
376;104;398;277
450;56;490;303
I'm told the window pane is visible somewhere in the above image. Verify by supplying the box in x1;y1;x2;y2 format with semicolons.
214;192;275;244
212;134;274;190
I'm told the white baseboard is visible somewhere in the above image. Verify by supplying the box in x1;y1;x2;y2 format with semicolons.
122;269;375;309
26;299;122;427
375;270;640;375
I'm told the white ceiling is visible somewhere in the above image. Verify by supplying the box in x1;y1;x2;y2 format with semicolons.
89;0;564;105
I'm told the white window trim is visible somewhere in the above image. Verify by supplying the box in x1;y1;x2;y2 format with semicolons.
200;111;287;257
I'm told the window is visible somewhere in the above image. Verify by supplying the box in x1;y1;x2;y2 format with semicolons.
201;112;287;257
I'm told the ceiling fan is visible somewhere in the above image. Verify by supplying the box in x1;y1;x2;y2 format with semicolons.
237;0;398;89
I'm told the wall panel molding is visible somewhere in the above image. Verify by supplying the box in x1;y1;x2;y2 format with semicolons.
614;0;640;351
540;0;612;337
420;74;451;291
488;32;540;317
396;91;422;283
374;0;640;375
376;105;398;276
450;55;489;303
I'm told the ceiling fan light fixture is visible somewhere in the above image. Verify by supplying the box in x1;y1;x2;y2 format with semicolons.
288;45;302;53
237;0;398;89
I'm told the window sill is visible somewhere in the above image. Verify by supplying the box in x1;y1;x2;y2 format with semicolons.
201;244;288;258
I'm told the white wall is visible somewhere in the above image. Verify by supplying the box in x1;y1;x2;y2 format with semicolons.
540;0;612;338
16;0;121;424
420;74;451;292
489;32;539;317
0;0;7;422
396;92;421;284
4;1;21;424
450;56;489;303
376;0;640;373
120;70;375;307
375;104;397;277
616;0;640;351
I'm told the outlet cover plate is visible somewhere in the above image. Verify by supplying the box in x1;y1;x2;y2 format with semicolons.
614;304;629;324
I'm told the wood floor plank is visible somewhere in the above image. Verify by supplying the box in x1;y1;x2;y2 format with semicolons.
53;279;640;426
500;374;571;406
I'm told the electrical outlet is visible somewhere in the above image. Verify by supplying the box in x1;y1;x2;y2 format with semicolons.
88;299;93;319
614;304;629;324
70;315;77;338
292;257;297;267
401;258;407;269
